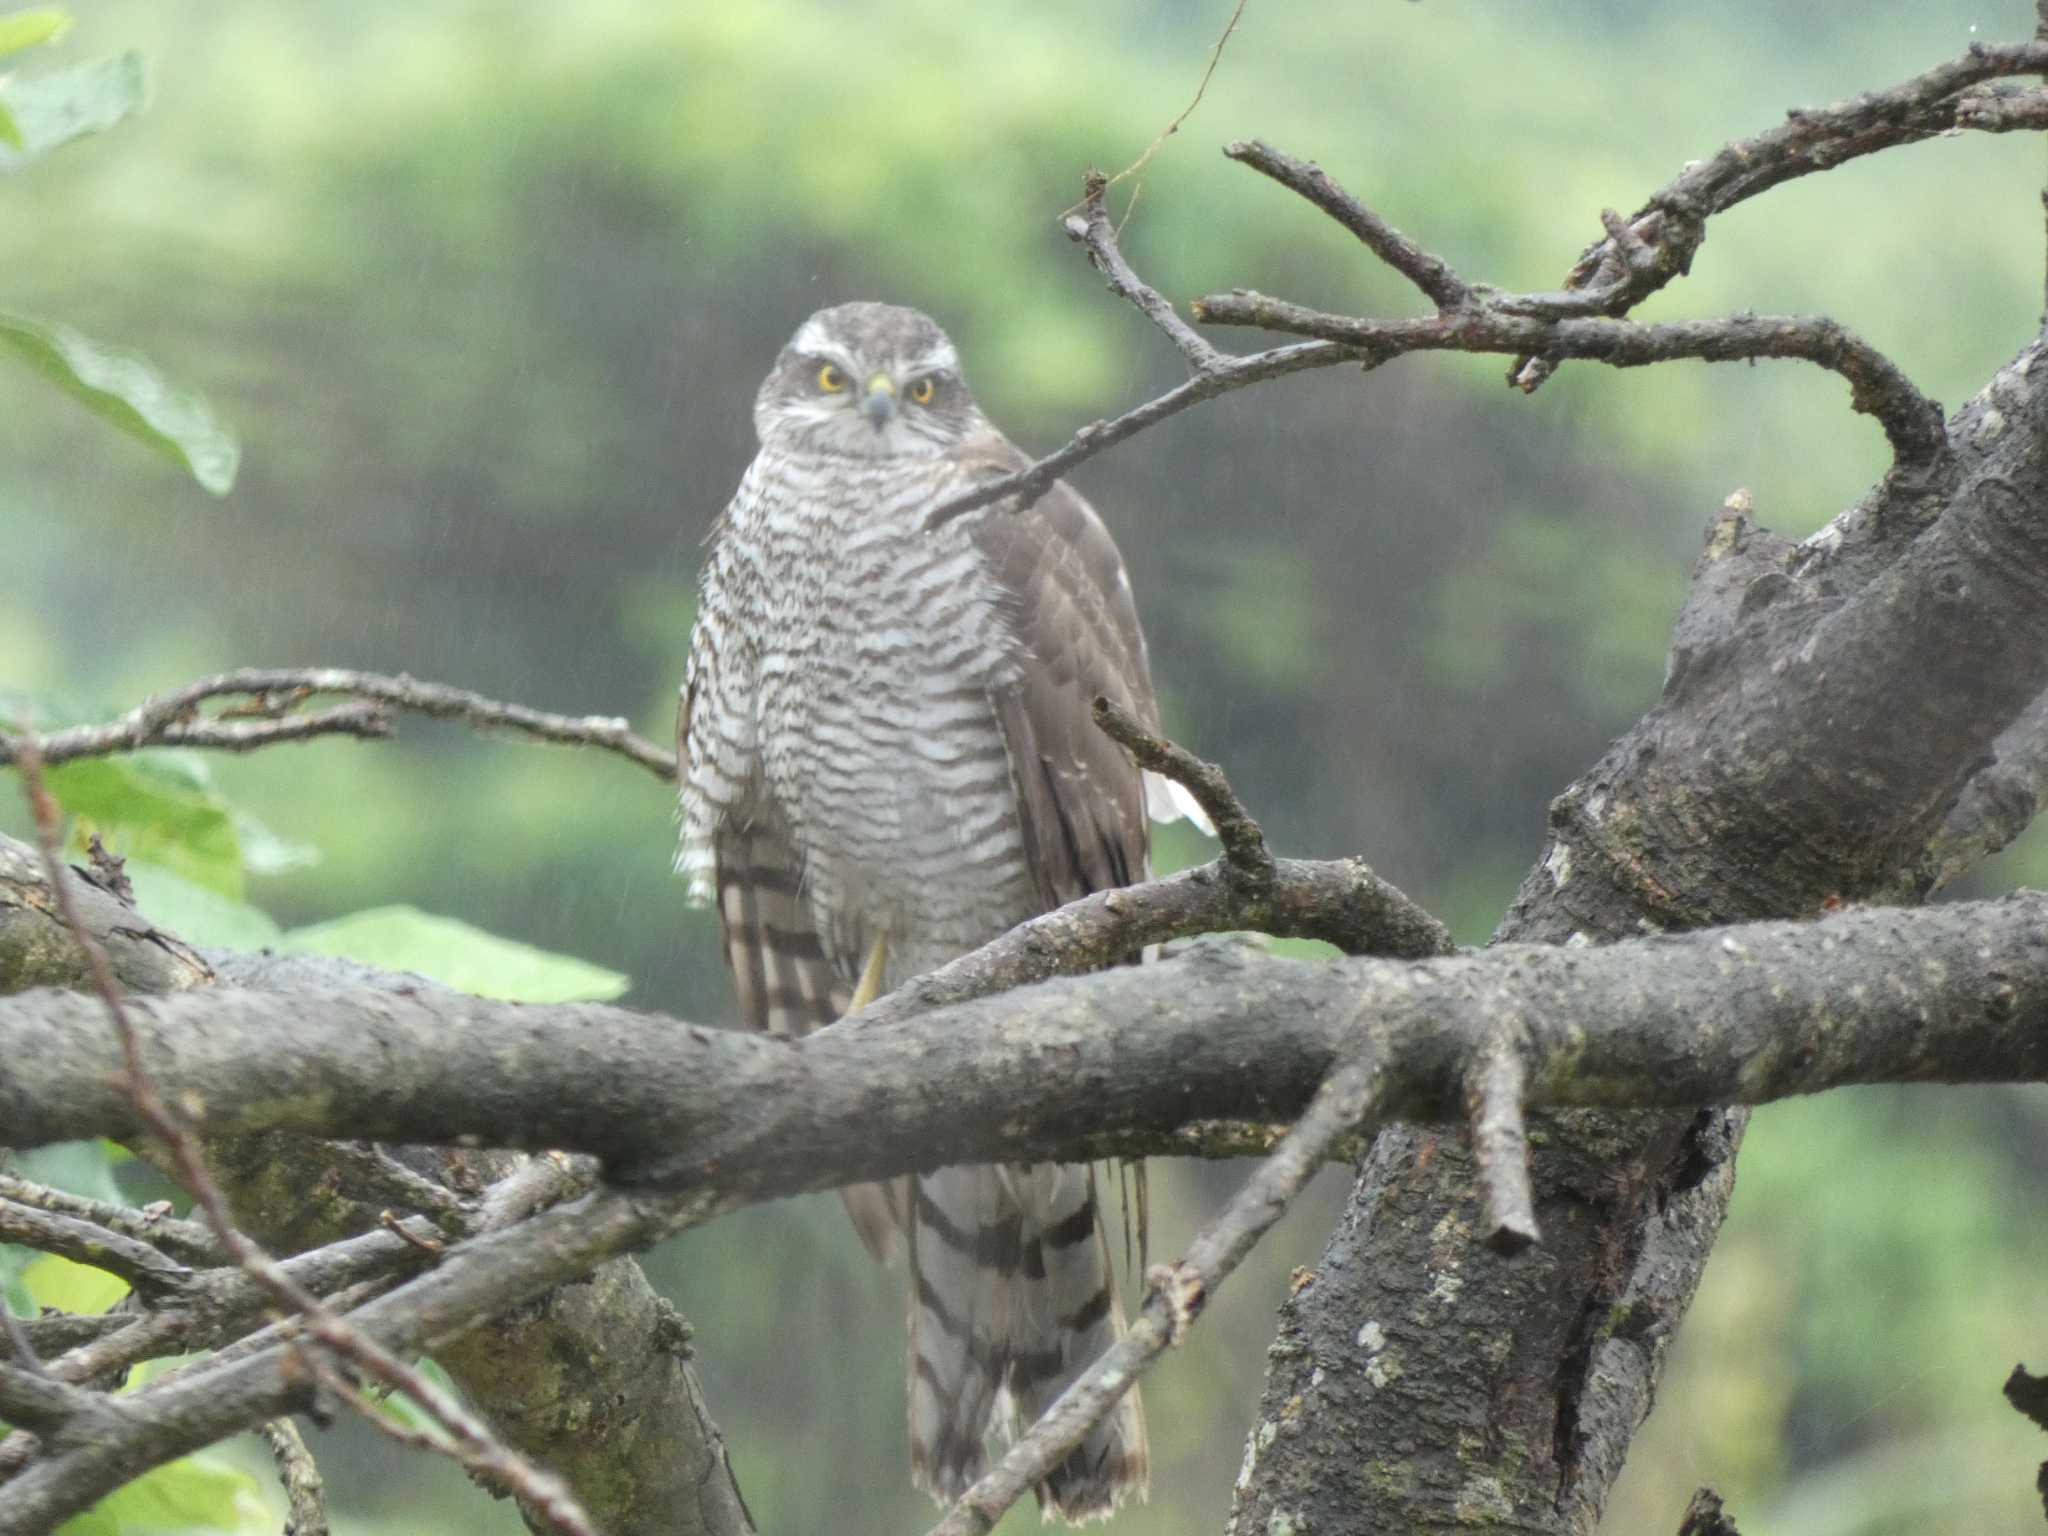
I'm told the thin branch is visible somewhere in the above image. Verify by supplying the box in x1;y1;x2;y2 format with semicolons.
315;1140;472;1225
1465;1040;1539;1254
1225;140;1471;309
1064;170;1224;371
258;1417;330;1536
0;1173;222;1267
1091;695;1272;885
1511;37;2048;388
3;668;675;781
1085;0;1251;202
936;31;2043;534
926;1055;1384;1536
924;340;1354;527
36;1219;440;1392
0;1199;193;1301
0;1188;717;1536
1194;288;1949;471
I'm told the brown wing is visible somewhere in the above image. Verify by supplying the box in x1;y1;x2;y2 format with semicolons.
956;434;1160;911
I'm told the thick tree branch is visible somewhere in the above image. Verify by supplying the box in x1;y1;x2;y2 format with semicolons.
1;896;2045;1188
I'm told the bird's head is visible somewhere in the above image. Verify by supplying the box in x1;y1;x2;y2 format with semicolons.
754;302;981;458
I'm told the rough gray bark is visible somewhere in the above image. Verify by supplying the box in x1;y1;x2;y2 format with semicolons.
1226;335;2048;1533
5;884;2048;1187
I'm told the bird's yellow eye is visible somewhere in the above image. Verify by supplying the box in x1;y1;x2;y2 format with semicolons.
817;363;847;392
908;377;936;405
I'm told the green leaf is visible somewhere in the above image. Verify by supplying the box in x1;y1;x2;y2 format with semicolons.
124;861;282;949
0;309;239;495
0;51;144;167
44;752;246;898
23;1250;128;1315
0;8;70;58
55;1447;270;1536
8;1140;128;1206
281;906;630;1002
0;100;20;150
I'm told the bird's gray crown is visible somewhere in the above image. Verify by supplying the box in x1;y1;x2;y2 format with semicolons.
754;301;979;458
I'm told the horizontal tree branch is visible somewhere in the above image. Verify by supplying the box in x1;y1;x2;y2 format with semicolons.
2;895;2045;1195
1192;288;1948;471
1;668;675;780
0;1172;221;1268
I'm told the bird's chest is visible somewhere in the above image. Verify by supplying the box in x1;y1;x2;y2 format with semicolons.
747;499;1022;895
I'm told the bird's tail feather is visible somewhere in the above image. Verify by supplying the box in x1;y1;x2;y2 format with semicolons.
907;1163;1148;1523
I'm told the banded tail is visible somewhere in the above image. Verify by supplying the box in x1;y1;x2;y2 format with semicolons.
908;1163;1148;1521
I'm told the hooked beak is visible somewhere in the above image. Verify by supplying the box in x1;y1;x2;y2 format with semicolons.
860;373;897;428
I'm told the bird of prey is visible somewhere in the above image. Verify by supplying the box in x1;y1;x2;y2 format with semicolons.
679;301;1204;1520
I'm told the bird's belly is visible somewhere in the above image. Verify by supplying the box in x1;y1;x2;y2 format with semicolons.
759;627;1037;987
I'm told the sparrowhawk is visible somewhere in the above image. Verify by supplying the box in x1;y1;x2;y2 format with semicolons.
678;301;1204;1520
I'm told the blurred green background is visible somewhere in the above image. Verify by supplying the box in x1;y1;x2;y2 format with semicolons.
4;2;2048;1532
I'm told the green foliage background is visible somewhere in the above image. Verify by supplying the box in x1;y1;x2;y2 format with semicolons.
4;2;2048;1532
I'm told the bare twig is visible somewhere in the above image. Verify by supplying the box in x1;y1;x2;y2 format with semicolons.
1091;696;1272;885
7;736;599;1536
1194;288;1948;471
0;1172;222;1267
259;1418;330;1536
936;37;2045;531
4;668;675;780
34;1220;440;1393
1065;171;1224;371
926;1054;1384;1536
0;1188;718;1536
1225;140;1470;310
1511;37;2048;389
316;1141;471;1225
924;339;1354;528
0;1199;193;1300
1085;0;1251;202
1464;1040;1539;1254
